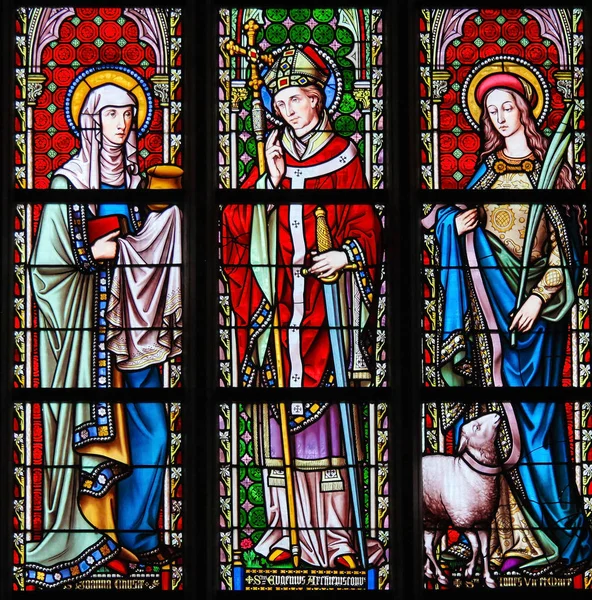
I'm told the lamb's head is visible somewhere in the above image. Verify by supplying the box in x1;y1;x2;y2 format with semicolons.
457;412;501;466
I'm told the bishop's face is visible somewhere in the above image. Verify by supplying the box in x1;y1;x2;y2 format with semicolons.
274;87;320;137
101;105;133;145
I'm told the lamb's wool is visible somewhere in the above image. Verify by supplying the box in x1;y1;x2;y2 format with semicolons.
423;412;502;588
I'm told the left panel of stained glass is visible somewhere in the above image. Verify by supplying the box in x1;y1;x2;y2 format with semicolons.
15;7;183;190
13;7;184;388
13;402;183;591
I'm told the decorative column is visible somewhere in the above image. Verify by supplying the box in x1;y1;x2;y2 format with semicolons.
150;76;172;393
430;70;451;191
554;70;573;103
353;81;372;186
230;82;248;189
554;71;575;170
152;74;171;163
26;74;46;190
24;74;47;396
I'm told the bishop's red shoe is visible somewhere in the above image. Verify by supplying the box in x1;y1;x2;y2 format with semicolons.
335;554;357;569
268;549;292;564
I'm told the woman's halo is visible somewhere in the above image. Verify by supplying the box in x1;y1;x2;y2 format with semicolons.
461;57;550;131
65;65;154;138
260;44;343;126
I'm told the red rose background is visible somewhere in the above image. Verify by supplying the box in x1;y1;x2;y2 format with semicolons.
420;8;585;189
99;45;122;63
439;133;457;153
458;132;480;153
22;7;183;187
480;21;501;42
53;131;75;154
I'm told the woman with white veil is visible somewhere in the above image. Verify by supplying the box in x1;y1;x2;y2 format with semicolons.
26;81;182;588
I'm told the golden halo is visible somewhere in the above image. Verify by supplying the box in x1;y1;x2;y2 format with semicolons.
463;58;548;130
70;69;149;131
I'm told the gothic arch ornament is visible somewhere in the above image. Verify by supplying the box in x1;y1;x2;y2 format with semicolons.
25;7;75;73
525;8;572;68
430;9;478;69
123;8;170;73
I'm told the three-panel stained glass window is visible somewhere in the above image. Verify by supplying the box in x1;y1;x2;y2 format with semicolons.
5;2;592;597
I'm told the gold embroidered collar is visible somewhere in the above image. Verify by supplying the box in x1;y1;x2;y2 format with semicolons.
493;150;536;174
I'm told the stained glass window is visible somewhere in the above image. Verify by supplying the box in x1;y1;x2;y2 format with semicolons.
14;6;184;389
5;2;592;598
218;401;389;591
217;6;390;592
419;8;589;388
421;201;589;388
419;6;592;592
422;400;592;590
11;6;184;592
218;7;384;190
15;7;183;190
13;401;183;591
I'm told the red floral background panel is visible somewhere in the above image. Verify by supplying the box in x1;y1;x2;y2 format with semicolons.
16;7;183;189
419;8;585;190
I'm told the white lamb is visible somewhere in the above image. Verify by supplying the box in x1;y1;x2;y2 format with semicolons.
423;411;502;589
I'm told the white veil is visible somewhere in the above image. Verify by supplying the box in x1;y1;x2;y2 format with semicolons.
55;83;141;190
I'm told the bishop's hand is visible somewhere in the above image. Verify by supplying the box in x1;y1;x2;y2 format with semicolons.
309;250;349;279
265;129;285;188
